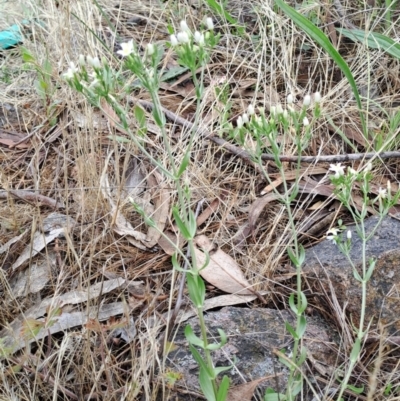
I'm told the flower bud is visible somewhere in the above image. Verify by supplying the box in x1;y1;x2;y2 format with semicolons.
177;31;190;43
365;162;372;172
180;20;191;34
303;94;311;107
194;31;205;46
247;104;255;115
147;43;155;55
287;94;293;104
242;113;249;124
303;117;310;126
206;17;214;30
347;230;352;240
170;34;179;46
78;54;85;66
387;180;392;193
314;91;321;103
237;116;244;129
276;104;283;115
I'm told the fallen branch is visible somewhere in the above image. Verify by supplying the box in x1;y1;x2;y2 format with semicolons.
0;190;64;209
127;97;400;165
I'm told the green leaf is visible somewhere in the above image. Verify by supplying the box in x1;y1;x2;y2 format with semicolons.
176;151;191;178
275;0;367;138
287;247;299;267
187;209;197;239
365;258;376;281
134;105;146;127
172;206;191;239
347;384;364;394
186;273;205;307
199;367;216;401
264;388;287;401
21;48;35;63
216;376;230;401
285;321;298;340
212;365;233;377
189;344;213;376
185;325;204;348
297;316;307;339
338;28;400;60
350;338;361;363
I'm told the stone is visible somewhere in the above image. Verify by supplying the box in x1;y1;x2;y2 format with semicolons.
304;215;400;335
164;306;335;400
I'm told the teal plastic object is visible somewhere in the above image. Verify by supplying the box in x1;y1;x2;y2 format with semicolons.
0;20;30;49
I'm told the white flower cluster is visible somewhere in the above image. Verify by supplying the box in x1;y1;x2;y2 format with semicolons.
170;17;214;47
326;227;352;242
236;104;255;128
63;55;101;80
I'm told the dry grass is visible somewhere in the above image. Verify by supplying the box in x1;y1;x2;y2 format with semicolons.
1;0;400;400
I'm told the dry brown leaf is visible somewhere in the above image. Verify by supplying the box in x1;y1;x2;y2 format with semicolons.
9;251;56;297
308;200;325;210
144;170;170;248
260;178;283;195
194;235;253;295
0;278;126;352
196;198;220;227
227;377;274;401
298;179;334;197
11;228;65;272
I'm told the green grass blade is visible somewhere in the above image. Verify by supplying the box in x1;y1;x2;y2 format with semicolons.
274;0;367;139
338;28;400;60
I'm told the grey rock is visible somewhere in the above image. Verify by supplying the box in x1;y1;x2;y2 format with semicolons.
164;306;335;400
304;215;400;335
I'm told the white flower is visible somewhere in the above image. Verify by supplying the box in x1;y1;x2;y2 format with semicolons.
303;117;310;126
314;91;321;103
329;163;345;178
303;94;311;107
237;115;244;129
146;43;155;55
117;40;135;57
194;31;205;46
180;20;191;34
377;187;387;199
78;54;85;66
247;104;255;115
287;94;294;104
326;228;339;241
63;62;78;79
87;56;101;68
206;17;214;30
177;31;190;43
347;230;352;240
242;113;249;124
170;34;179;46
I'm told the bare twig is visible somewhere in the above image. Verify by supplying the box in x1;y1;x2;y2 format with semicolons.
128;97;400;165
